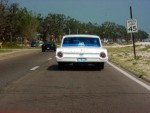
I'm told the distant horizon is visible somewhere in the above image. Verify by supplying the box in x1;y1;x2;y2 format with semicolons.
10;0;150;36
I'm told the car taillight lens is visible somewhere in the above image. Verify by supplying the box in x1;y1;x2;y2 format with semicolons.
57;51;63;58
100;52;106;58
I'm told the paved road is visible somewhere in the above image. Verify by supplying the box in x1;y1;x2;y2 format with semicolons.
0;50;150;113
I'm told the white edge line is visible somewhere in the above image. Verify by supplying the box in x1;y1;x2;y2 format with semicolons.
107;61;150;91
30;66;40;71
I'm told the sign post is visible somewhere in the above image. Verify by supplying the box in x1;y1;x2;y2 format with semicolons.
127;6;138;59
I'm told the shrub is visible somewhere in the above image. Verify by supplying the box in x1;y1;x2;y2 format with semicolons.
136;55;142;60
2;42;21;48
133;61;137;65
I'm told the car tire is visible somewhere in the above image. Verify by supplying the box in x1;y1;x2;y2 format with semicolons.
58;62;64;70
100;62;104;69
97;62;104;70
42;49;45;52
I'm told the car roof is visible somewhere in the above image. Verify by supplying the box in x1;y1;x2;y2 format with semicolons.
44;41;54;43
63;34;100;39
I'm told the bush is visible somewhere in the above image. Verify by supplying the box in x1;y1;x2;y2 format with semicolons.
136;55;142;60
2;42;21;48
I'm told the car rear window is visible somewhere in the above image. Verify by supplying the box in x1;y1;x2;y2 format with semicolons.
62;37;100;47
44;42;54;44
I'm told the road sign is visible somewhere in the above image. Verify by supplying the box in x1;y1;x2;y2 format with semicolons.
127;19;138;33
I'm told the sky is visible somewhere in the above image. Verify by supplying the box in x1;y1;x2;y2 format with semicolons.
10;0;150;36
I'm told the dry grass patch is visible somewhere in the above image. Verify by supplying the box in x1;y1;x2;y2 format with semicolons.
108;45;150;78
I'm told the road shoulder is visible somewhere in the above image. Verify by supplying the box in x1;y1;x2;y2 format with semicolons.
0;49;40;60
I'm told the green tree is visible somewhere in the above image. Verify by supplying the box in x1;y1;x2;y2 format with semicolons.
135;30;149;41
0;1;39;43
18;8;39;40
0;0;8;41
65;17;81;34
40;13;66;40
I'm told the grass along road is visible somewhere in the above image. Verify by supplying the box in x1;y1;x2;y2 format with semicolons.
107;44;150;81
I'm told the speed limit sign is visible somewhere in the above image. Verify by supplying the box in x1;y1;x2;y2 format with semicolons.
127;19;138;33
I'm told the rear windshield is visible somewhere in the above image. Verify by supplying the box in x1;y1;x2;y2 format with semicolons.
62;37;100;47
44;42;54;44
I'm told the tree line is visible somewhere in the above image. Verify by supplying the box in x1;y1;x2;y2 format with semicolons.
0;0;149;44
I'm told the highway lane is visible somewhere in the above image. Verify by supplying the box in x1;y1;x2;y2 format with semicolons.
0;50;52;89
0;50;150;113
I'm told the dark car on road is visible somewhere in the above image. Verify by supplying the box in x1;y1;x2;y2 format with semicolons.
31;41;38;47
41;41;56;52
31;40;44;47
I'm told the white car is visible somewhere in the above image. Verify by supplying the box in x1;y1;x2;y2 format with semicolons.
56;35;108;70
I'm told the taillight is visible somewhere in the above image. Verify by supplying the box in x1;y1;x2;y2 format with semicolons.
57;51;63;58
100;52;106;58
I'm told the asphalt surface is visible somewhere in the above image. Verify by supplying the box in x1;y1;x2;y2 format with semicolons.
0;50;150;113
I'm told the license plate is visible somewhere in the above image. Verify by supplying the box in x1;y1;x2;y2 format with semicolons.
77;58;87;62
47;47;50;49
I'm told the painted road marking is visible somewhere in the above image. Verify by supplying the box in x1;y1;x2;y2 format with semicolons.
107;61;150;91
30;66;40;71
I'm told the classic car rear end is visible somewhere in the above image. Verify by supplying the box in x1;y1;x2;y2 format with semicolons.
56;35;108;70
